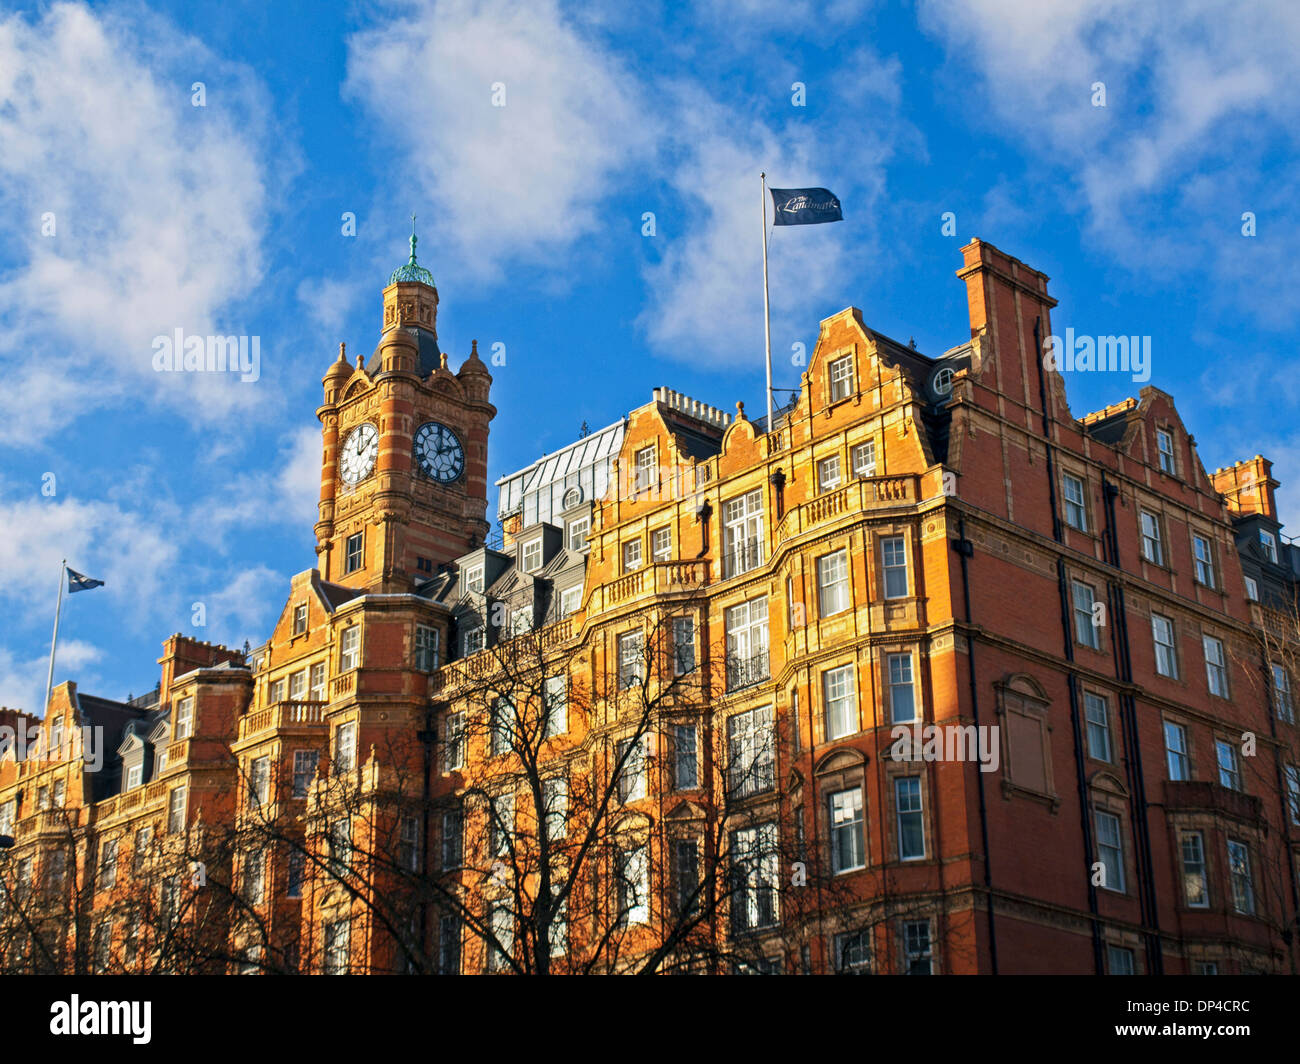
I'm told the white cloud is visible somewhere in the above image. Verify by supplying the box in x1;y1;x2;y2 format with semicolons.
0;491;180;629
345;0;654;282
638;58;906;370
347;3;910;373
918;0;1300;320
0;2;281;444
199;565;287;649
0;640;103;718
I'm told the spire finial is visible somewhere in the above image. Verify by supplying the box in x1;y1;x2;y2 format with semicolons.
409;212;418;264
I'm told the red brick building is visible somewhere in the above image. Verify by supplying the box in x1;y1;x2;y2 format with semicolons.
2;238;1297;975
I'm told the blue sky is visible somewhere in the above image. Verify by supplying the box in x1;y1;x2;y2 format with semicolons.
1;0;1297;712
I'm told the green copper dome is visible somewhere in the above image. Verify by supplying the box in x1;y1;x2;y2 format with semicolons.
388;221;435;286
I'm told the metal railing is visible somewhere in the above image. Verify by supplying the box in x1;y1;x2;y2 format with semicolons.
726;650;770;692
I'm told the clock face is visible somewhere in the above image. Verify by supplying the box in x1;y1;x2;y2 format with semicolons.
415;421;465;483
339;422;379;485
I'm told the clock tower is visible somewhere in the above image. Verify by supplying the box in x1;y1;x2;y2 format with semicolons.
314;230;495;591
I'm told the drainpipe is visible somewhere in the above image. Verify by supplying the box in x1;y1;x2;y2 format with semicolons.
953;515;998;973
1259;648;1300;974
417;702;440;973
1099;475;1164;974
1033;315;1105;974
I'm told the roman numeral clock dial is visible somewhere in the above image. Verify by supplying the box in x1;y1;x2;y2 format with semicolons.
415;421;465;483
339;422;379;485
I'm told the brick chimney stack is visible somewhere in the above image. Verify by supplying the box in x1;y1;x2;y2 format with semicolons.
1212;456;1278;518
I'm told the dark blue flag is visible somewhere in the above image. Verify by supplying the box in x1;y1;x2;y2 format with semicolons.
770;187;843;226
67;568;104;593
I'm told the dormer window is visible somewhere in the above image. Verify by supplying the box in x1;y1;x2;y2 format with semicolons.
465;565;485;594
126;764;142;790
567;516;590;552
293;603;308;636
1260;530;1279;564
522;539;543;573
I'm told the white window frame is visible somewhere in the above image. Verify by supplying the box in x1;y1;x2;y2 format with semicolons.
174;697;194;741
1139;510;1164;565
721;489;764;578
566;516;590;552
828;355;855;403
464;564;485;594
672;723;698;790
415;625;439;671
309;662;326;702
652;526;672;562
851;439;876;477
339;626;360;672
544;676;567;737
727;706;775;798
724;596;769;690
895;776;925;861
1259;529;1278;563
1164;721;1190;781
462;625;486;656
731;822;780;931
292;749;319;798
1155;428;1175;474
559;585;583;618
622;538;643;572
521;539;543;573
344;531;364;574
1192;534;1215;587
618;630;645;690
1244;575;1259;601
1062;473;1087;532
672;615;695;676
817;454;842;493
167;785;187;834
1094;809;1125;892
443;711;465;772
881;536;909;599
633;445;656;494
1274;663;1295;722
1203;635;1228;697
1152;614;1177;678
616;737;647;803
1084;692;1112;762
1072;580;1101;650
1181;831;1209;908
1216;739;1241;791
823;665;857;741
887;653;916;724
335;721;357;772
817;550;851;618
828;787;865;873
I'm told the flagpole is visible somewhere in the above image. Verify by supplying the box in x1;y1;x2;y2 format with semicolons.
43;560;66;717
761;171;773;430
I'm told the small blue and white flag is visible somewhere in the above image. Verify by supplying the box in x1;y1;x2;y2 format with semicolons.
67;568;105;593
770;187;843;226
